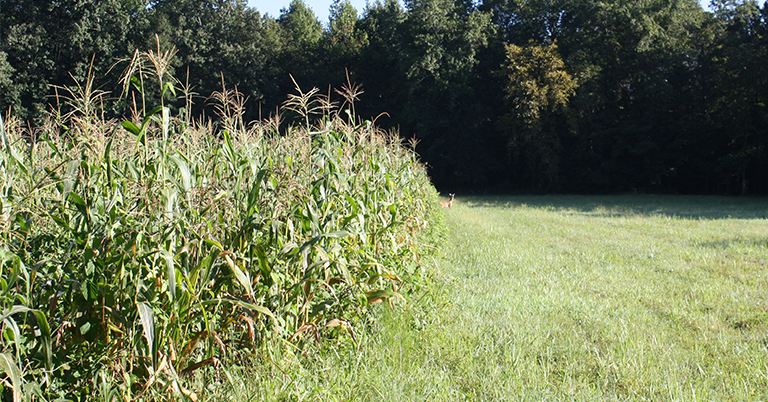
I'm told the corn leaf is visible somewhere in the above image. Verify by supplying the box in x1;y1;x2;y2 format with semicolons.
225;254;253;300
366;289;404;304
200;298;274;318
137;302;155;366
120;121;141;137
0;353;22;402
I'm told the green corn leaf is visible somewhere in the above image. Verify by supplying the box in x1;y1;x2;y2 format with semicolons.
302;259;331;280
200;298;274;318
161;248;176;303
4;317;22;364
176;239;200;257
126;160;140;181
366;289;404;304
31;310;52;371
162;81;176;98
129;76;142;92
204;239;224;250
137;302;155;364
1;113;9;150
63;159;79;194
120;121;141;137
132;106;164;147
0;257;20;297
161;106;170;144
222;130;237;173
0;115;28;177
298;230;352;253
144;105;163;118
0;305;34;321
323;230;351;239
0;306;52;371
0;353;22;402
79;321;91;335
225;254;253;300
196;247;221;288
253;245;273;287
279;242;299;256
246;173;265;217
168;153;192;194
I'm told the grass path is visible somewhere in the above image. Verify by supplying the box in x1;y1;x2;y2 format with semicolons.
233;195;768;401
423;195;768;400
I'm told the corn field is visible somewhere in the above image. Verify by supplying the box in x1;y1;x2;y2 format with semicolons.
0;46;442;401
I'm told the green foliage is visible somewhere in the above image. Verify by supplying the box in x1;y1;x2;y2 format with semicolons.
0;46;441;400
325;0;369;72
328;0;366;50
146;0;285;117
277;0;325;91
280;0;323;47
366;0;499;189
499;41;576;189
705;1;768;194
0;0;134;119
2;0;768;195
501;42;576;123
355;0;408;115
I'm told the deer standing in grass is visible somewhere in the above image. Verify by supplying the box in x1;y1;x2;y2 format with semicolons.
441;193;455;208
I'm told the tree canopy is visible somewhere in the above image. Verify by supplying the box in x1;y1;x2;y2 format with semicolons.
1;0;766;193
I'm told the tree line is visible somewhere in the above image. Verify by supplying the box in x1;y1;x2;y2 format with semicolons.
1;0;766;194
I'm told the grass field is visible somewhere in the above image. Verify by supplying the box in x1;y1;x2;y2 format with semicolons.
227;195;768;401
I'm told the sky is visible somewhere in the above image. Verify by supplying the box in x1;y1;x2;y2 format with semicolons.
247;0;384;23
246;0;717;26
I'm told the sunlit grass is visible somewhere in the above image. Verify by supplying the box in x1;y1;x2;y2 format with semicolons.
437;195;768;400
236;195;768;401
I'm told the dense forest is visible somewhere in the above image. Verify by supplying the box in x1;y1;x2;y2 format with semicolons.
1;0;766;194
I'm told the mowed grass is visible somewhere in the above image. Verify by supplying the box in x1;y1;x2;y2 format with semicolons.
224;195;768;401
432;195;768;401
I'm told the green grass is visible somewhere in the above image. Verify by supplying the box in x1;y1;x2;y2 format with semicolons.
437;195;768;400
234;195;768;401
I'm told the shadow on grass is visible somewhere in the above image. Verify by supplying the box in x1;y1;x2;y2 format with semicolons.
698;236;768;249
461;194;768;220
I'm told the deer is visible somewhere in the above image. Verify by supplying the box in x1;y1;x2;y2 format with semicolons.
441;193;455;208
